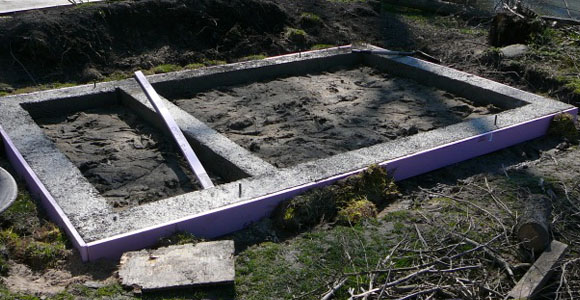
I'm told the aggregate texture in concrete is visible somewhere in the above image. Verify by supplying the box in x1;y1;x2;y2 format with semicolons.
0;45;576;261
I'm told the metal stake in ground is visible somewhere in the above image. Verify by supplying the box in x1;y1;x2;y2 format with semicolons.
134;71;214;189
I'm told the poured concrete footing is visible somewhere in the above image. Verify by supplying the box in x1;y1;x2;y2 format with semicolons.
0;45;576;261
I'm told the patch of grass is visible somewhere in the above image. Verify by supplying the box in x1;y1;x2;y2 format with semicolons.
94;283;125;298
237;54;267;62
150;64;182;74
184;63;205;70
202;59;227;66
156;232;204;248
1;82;78;96
236;222;398;299
103;70;130;82
300;12;322;24
311;44;335;50
0;190;39;234
0;223;68;270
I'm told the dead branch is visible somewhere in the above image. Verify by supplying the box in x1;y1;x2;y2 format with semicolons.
320;278;348;300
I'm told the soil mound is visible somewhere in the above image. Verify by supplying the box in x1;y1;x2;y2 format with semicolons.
0;0;289;84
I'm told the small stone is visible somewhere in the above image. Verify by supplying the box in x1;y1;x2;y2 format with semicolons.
83;280;106;289
500;44;529;59
228;117;253;130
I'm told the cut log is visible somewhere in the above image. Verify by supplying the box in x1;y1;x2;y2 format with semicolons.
515;194;552;253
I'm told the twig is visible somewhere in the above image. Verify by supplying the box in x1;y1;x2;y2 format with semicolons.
396;287;440;300
350;267;435;299
415;224;428;248
418;212;515;279
419;187;510;243
320;278;348;300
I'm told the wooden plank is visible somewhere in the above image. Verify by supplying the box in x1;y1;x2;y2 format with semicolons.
508;240;569;299
119;241;235;291
134;71;214;189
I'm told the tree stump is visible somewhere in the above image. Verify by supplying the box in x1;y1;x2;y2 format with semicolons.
516;194;552;253
489;4;546;47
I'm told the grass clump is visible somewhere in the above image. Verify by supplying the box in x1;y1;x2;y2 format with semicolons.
337;197;377;224
274;165;398;231
548;112;578;143
185;63;205;70
284;27;308;45
299;12;322;27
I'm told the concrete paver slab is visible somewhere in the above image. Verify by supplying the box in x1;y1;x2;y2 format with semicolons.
119;241;235;291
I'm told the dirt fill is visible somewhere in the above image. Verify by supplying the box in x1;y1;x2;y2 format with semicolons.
35;105;225;208
172;66;507;168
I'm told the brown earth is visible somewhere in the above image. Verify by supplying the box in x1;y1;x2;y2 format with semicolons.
173;66;505;168
36;104;226;208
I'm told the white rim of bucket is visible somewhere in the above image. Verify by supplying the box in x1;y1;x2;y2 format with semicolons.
0;167;17;214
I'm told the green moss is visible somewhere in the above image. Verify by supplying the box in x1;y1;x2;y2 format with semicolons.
150;64;182;74
203;59;227;66
337;197;377;224
0;224;68;270
274;164;398;231
311;44;335;50
94;283;124;297
156;232;204;248
185;63;205;70
103;70;129;82
238;54;267;62
548;113;578;142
